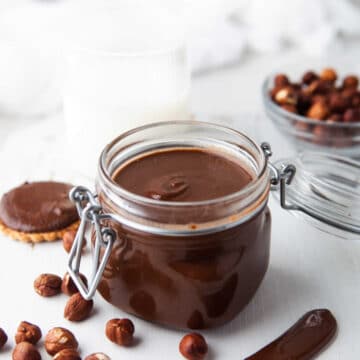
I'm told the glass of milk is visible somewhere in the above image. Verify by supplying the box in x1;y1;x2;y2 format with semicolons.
64;3;191;178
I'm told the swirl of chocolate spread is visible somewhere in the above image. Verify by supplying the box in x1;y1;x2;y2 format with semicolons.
113;148;253;201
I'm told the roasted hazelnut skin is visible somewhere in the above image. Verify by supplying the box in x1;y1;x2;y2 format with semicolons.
105;318;135;346
307;102;330;120
45;327;79;356
15;321;42;345
0;328;8;349
85;353;111;360
274;74;290;87
342;75;359;89
61;272;88;296
320;68;337;82
53;348;81;360
179;333;208;360
12;342;41;360
302;71;318;85
64;293;93;322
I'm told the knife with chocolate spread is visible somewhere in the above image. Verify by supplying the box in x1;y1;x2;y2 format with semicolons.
245;309;337;360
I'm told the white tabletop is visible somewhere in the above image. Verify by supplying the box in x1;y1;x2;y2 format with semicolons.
0;52;360;359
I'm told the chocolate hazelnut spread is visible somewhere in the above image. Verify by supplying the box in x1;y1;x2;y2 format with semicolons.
96;146;271;329
0;181;78;233
113;148;253;201
246;309;337;360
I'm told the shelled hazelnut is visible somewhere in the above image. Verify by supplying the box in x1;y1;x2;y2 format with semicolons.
306;102;329;120
274;74;290;87
302;71;318;85
105;318;134;346
64;293;93;322
320;68;337;82
274;86;298;105
179;333;208;360
12;342;41;360
61;272;88;296
34;273;62;297
45;327;78;355
15;321;42;345
53;348;81;360
343;75;359;89
63;230;86;253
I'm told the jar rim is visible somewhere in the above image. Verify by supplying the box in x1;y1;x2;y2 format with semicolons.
98;120;269;208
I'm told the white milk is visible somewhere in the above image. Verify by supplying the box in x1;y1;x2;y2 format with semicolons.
64;4;190;178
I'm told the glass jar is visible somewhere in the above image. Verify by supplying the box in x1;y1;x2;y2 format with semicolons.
69;121;272;329
68;121;360;330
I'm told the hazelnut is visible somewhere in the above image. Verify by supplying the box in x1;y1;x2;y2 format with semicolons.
179;333;208;360
85;353;111;360
269;85;284;101
281;104;297;113
320;68;337;82
344;108;360;123
328;92;350;112
274;86;298;105
342;87;357;100
302;71;318;85
305;79;333;95
12;342;41;360
342;75;359;89
311;94;327;105
274;74;290;87
0;328;8;349
61;272;88;296
53;348;81;360
352;92;360;107
15;321;42;345
45;327;78;355
307;102;329;120
105;318;134;346
34;273;62;297
63;230;85;253
64;293;93;322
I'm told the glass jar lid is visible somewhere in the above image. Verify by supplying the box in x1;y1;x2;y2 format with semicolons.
272;152;360;239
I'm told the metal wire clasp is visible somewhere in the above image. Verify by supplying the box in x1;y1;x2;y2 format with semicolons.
261;143;300;211
67;186;116;300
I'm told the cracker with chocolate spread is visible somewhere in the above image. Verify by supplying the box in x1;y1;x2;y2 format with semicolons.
0;181;79;243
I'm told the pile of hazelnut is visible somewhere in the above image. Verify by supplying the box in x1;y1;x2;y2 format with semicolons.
269;68;360;147
0;230;208;360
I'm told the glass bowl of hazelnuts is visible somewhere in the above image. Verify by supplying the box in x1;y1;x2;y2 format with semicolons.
263;68;360;158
